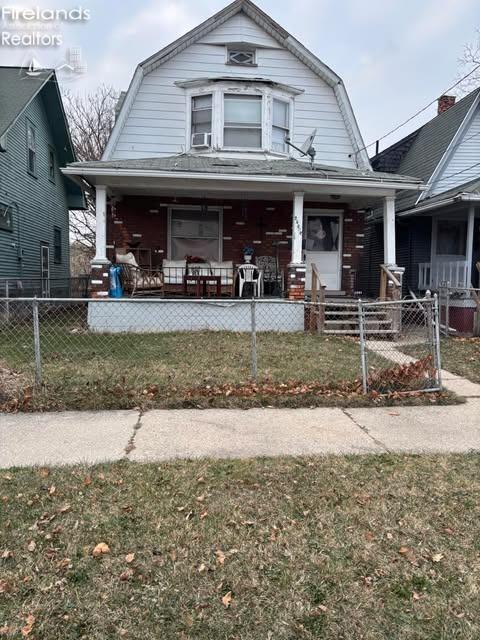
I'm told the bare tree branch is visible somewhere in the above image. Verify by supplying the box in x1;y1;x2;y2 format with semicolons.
63;85;119;252
457;28;480;94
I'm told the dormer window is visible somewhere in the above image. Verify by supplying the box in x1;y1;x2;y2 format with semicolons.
227;48;256;66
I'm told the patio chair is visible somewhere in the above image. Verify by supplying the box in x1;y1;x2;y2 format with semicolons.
115;251;164;297
237;264;262;297
256;255;284;296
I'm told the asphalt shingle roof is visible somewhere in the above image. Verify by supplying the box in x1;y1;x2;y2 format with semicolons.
371;88;480;212
0;67;52;138
68;154;420;184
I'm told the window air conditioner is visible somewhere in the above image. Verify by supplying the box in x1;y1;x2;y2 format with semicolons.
191;132;211;148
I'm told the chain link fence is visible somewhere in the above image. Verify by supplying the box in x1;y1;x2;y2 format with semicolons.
358;295;442;394
0;296;442;409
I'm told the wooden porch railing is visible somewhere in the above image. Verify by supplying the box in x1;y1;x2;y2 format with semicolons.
418;260;469;290
309;263;326;333
379;264;402;301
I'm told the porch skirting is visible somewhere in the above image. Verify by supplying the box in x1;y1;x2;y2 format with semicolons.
87;299;305;333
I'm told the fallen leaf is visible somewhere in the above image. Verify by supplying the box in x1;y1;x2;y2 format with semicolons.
200;510;208;520
431;553;444;563
84;476;92;486
196;494;205;502
1;549;13;559
215;550;226;565
92;542;110;557
412;591;422;601
21;614;35;637
222;591;232;608
48;485;56;495
386;532;393;540
119;568;134;581
38;468;50;478
198;563;207;573
125;553;135;564
59;504;71;514
0;626;11;636
27;540;36;552
398;546;409;554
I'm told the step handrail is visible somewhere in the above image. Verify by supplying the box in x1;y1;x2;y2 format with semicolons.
310;263;326;333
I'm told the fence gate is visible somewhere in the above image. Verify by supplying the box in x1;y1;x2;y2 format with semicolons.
358;295;442;394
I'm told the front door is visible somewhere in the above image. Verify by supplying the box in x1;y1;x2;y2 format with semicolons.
304;211;342;290
40;244;50;297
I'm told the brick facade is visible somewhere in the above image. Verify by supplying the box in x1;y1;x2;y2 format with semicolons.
104;195;366;297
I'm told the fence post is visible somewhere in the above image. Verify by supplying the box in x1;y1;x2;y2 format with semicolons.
433;293;443;391
425;290;434;347
358;298;368;394
32;298;42;387
445;283;450;336
250;297;258;382
5;279;10;325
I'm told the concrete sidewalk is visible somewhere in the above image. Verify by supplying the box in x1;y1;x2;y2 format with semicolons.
1;400;479;468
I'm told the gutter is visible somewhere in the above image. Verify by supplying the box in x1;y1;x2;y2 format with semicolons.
61;167;423;192
398;191;480;217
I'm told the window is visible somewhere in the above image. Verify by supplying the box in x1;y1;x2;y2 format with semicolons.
53;227;62;263
272;99;290;153
170;209;220;261
227;49;256;66
0;203;13;232
48;146;55;182
436;220;467;256
224;94;262;148
26;121;36;175
191;94;212;146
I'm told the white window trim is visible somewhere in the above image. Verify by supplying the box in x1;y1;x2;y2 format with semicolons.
167;204;223;261
225;47;257;67
184;81;295;156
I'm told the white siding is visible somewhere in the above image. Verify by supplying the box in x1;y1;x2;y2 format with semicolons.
430;104;480;196
111;12;357;167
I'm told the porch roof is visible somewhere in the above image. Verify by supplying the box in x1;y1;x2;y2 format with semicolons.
65;154;421;188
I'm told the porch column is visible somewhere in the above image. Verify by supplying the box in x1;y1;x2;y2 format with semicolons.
383;195;396;266
287;192;306;300
466;204;475;287
90;185;110;298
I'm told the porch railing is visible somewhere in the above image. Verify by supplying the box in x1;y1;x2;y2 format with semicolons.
418;260;469;290
308;263;326;333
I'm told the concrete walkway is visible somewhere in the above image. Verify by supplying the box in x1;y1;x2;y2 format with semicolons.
1;399;479;468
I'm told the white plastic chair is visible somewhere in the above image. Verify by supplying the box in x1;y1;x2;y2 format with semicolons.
237;264;262;297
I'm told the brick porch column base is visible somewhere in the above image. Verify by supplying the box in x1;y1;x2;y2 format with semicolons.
287;263;306;300
89;262;111;298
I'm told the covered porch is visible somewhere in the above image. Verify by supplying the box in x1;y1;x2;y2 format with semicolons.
62;157;422;301
416;202;480;291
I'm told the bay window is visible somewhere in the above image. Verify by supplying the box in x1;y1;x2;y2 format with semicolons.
272;99;290;153
223;94;262;148
191;94;212;146
170;208;220;260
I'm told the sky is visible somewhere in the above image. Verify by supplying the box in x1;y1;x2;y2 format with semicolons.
1;0;479;153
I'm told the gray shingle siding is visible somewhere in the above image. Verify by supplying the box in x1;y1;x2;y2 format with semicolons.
0;91;70;281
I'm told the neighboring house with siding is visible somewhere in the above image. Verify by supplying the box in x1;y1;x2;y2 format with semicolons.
63;0;421;302
0;67;83;296
361;89;480;303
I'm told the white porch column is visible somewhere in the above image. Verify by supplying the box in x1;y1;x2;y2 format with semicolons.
92;185;109;264
291;191;304;264
383;195;396;266
466;204;475;286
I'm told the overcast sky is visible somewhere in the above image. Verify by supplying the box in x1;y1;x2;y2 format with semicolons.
1;0;478;153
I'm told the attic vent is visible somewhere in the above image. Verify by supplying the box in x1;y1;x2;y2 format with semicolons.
227;48;256;66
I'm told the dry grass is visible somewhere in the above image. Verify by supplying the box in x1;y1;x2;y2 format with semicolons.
439;337;480;384
0;324;455;411
1;454;479;639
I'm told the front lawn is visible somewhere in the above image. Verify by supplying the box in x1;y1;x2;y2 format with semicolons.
439;337;480;384
0;323;450;411
1;454;479;639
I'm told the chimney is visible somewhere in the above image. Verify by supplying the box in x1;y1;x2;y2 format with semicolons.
437;94;456;115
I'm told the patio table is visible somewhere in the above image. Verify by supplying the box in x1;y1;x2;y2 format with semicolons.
183;274;222;297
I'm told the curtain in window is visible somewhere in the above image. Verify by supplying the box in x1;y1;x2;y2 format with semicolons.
171;210;220;260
